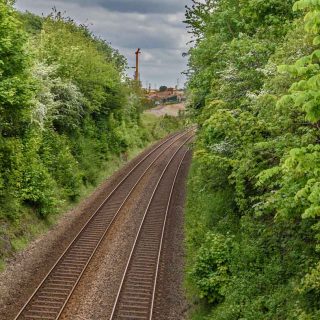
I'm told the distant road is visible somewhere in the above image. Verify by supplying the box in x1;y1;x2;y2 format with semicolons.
145;103;186;117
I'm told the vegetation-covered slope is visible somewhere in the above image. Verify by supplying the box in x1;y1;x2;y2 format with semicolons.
185;0;320;319
0;1;180;265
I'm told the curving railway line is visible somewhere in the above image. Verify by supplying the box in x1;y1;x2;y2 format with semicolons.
13;129;194;320
110;137;191;320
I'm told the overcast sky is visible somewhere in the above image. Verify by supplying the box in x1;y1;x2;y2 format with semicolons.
15;0;192;89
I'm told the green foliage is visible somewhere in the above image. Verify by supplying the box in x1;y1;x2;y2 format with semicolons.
185;0;320;319
17;11;43;35
190;232;232;303
31;62;84;133
0;2;183;262
0;0;34;137
20;129;59;218
278;1;320;122
159;85;168;92
36;14;124;115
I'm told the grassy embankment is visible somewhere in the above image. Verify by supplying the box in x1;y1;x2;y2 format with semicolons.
0;5;183;270
184;0;320;319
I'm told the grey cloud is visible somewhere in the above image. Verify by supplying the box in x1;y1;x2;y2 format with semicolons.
94;21;186;50
15;0;192;87
71;0;184;14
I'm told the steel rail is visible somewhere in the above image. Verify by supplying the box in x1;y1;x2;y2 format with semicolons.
149;149;190;320
14;129;193;320
109;137;193;320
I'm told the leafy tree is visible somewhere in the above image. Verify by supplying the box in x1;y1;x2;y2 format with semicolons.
184;0;320;318
159;85;168;92
0;3;182;261
0;0;34;137
17;10;43;35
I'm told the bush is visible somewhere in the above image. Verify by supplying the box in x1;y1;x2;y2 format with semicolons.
190;232;232;303
185;0;320;318
0;3;184;261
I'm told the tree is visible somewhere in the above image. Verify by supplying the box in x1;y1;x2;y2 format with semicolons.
159;85;168;92
184;0;320;318
0;0;34;137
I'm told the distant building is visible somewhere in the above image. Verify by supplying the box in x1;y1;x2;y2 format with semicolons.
146;88;186;105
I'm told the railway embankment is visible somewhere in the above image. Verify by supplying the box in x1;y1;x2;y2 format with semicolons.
1;131;193;320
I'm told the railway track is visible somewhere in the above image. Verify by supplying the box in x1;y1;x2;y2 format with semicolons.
110;137;192;320
14;129;194;320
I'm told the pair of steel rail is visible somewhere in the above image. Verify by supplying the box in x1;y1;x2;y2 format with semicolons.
14;129;194;320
